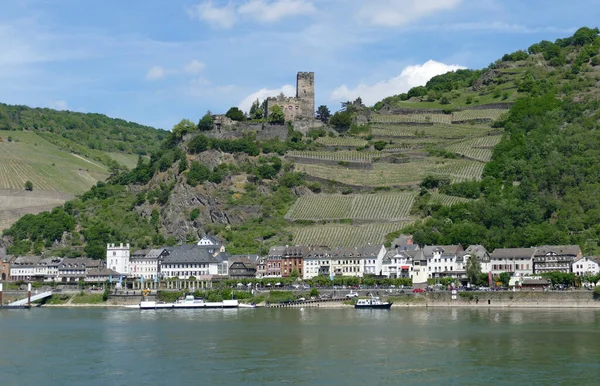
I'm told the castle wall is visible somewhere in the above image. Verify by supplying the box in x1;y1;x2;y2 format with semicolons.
266;72;315;122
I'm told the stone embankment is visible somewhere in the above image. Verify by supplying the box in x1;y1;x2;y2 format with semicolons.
393;291;600;308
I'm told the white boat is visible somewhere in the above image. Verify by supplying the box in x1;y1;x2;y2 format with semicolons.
354;296;393;309
139;295;240;310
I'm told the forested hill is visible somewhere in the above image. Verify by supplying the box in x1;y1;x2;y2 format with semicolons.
4;26;600;258
0;103;168;157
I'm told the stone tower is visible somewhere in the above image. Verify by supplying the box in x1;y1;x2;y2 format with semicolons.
296;72;315;118
106;243;130;275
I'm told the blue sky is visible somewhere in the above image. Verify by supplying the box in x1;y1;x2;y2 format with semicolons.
0;0;596;129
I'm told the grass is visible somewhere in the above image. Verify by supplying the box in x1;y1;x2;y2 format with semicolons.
106;152;140;169
70;293;106;304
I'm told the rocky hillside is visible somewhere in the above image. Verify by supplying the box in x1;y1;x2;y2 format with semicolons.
3;26;600;257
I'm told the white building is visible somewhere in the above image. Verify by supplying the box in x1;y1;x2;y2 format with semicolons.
422;245;464;279
303;248;332;280
572;256;599;277
411;249;429;286
381;248;416;279
330;245;386;278
129;248;166;280
462;245;491;274
106;243;130;275
489;248;535;276
10;256;41;281
161;244;221;280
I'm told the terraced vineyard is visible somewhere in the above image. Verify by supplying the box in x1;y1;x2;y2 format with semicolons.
431;161;485;181
315;136;368;148
371;113;452;124
371;127;416;138
296;158;485;186
452;109;508;122
429;192;474;206
292;222;412;247
445;135;502;162
286;193;415;221
286;150;376;164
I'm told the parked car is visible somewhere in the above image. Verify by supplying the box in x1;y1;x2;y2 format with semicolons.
346;292;359;299
296;297;306;302
412;288;425;293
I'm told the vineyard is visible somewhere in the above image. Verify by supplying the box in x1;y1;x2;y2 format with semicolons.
371;113;452;124
286;150;377;164
285;193;415;221
445;135;502;162
296;157;485;186
315;136;368;148
452;109;508;122
0;132;109;194
428;192;474;206
431;160;485;181
371;124;495;139
292;222;412;247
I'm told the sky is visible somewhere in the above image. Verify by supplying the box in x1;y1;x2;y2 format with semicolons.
0;0;596;130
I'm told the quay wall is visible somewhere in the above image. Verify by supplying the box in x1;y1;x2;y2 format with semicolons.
391;291;600;308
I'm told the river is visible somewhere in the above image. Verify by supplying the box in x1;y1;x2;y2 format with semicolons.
1;307;599;385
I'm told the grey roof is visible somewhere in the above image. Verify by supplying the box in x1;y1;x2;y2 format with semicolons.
87;268;120;276
36;257;63;267
131;249;150;258
228;256;258;270
59;258;101;270
574;256;599;264
423;245;462;258
331;245;384;259
13;256;42;265
130;248;166;260
534;245;581;257
464;245;490;262
391;234;413;248
490;248;536;259
199;234;221;245
162;244;219;264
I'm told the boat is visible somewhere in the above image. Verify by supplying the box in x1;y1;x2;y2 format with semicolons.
354;296;393;309
139;295;240;310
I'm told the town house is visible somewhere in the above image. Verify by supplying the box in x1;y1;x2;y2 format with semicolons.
161;244;220;280
462;245;491;273
130;248;167;280
572;256;599;276
330;245;386;278
423;245;464;279
533;245;582;274
303;247;332;279
489;248;535;276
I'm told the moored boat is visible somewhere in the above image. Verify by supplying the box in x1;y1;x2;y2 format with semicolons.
139;295;240;310
354;296;392;309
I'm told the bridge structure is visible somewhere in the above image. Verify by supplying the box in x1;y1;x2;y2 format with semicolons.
8;290;53;306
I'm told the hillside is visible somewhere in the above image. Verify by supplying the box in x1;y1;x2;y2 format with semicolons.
3;26;600;257
0;105;167;230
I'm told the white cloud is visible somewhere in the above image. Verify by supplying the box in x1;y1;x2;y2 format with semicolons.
145;65;166;81
238;84;295;112
48;100;68;110
329;60;465;106
238;0;316;22
187;1;237;29
184;59;206;74
358;0;462;27
188;0;315;28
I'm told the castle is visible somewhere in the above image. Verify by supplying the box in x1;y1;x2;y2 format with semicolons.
266;72;315;121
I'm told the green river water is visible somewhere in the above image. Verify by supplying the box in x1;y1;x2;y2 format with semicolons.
1;307;599;385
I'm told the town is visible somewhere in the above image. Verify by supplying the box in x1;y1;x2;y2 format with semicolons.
2;235;598;291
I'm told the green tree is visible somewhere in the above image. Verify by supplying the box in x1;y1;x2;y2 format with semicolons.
268;105;285;124
24;180;33;191
172;119;197;139
499;272;511;287
197;112;213;132
316;105;331;123
466;256;482;285
249;99;264;120
329;110;353;129
225;107;246;122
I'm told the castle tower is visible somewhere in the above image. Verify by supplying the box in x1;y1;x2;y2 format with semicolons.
106;243;130;275
296;72;314;119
